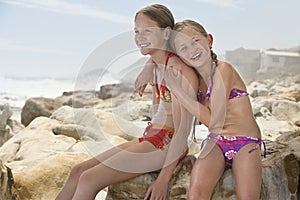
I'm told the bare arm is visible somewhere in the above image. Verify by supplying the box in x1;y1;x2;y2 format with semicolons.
208;62;233;134
164;67;211;127
144;61;198;200
151;84;159;117
134;58;156;96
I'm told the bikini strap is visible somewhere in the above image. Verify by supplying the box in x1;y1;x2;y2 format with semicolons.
248;139;266;158
154;69;160;99
154;52;173;99
164;52;173;70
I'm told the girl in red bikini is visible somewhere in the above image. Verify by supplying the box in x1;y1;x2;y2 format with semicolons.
56;5;198;200
136;20;265;199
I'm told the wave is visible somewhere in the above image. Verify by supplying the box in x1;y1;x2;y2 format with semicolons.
0;74;118;121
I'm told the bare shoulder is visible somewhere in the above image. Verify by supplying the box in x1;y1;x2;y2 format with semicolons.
217;61;246;88
217;61;234;73
169;55;195;75
169;55;199;89
217;61;237;79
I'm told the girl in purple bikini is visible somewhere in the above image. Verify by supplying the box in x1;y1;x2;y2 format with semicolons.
136;20;265;199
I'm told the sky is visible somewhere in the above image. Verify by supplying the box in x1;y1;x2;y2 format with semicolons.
0;0;299;78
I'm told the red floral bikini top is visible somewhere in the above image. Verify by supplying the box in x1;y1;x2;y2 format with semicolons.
154;52;173;103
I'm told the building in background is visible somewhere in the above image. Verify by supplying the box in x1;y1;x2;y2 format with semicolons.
258;49;300;73
225;46;300;75
225;47;260;77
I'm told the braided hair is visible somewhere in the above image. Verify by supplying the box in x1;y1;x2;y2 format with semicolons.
171;20;219;143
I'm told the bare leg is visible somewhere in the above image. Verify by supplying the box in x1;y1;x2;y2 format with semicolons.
72;140;166;200
188;145;225;200
55;139;141;200
232;143;262;200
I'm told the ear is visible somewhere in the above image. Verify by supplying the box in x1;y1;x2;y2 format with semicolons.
163;27;171;40
207;34;213;48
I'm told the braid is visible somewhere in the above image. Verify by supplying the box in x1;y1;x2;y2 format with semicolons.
210;49;218;85
211;49;218;61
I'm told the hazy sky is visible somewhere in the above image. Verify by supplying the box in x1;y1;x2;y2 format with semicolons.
0;0;299;78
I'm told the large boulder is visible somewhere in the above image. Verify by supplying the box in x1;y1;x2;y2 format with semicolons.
0;104;24;147
106;131;300;200
252;90;300;140
21;97;62;126
0;114;127;200
212;136;299;199
105;155;195;200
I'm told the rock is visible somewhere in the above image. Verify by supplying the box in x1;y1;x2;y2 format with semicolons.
105;155;195;200
53;124;108;141
212;131;300;199
252;91;300;139
269;84;300;95
52;124;81;140
0;104;13;129
98;84;122;99
98;83;133;100
21;97;62;126
0;159;11;200
1;77;299;199
50;105;140;141
106;130;300;200
6;118;24;136
0;104;22;147
0;115;127;199
251;97;276;117
272;100;300;121
247;81;269;97
256;116;297;140
211;143;299;199
8;154;89;200
56;90;103;108
50;105;76;124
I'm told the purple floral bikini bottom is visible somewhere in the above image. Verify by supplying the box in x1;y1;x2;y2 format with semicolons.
207;133;266;166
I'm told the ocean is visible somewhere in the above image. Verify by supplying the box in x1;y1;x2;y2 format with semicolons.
0;74;120;121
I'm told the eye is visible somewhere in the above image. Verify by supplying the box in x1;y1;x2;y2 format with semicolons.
179;46;187;53
144;28;152;34
191;38;199;45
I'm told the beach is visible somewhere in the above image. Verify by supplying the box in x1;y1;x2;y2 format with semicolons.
0;70;299;199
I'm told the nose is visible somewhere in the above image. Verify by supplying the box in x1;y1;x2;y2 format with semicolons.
136;29;147;40
188;44;198;57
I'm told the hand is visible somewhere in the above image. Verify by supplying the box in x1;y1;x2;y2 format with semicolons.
164;66;183;97
135;59;156;97
144;178;168;200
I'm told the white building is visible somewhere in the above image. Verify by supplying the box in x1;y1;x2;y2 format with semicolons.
258;49;300;73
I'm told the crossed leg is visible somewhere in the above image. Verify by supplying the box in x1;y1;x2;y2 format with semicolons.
56;139;166;200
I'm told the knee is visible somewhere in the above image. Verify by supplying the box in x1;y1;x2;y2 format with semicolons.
77;170;104;193
68;163;86;180
77;170;91;185
188;186;210;200
236;193;260;200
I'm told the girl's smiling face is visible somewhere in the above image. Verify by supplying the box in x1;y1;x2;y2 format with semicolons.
134;13;167;56
174;27;212;68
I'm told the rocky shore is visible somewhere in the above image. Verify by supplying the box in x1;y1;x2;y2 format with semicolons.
0;74;299;199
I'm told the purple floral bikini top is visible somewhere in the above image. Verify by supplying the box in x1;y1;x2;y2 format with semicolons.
197;79;249;102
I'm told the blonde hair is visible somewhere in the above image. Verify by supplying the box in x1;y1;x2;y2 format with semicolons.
171;19;218;64
135;4;174;29
171;20;218;143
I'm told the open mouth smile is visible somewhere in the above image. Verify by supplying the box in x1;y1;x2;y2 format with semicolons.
191;52;202;60
139;43;150;48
